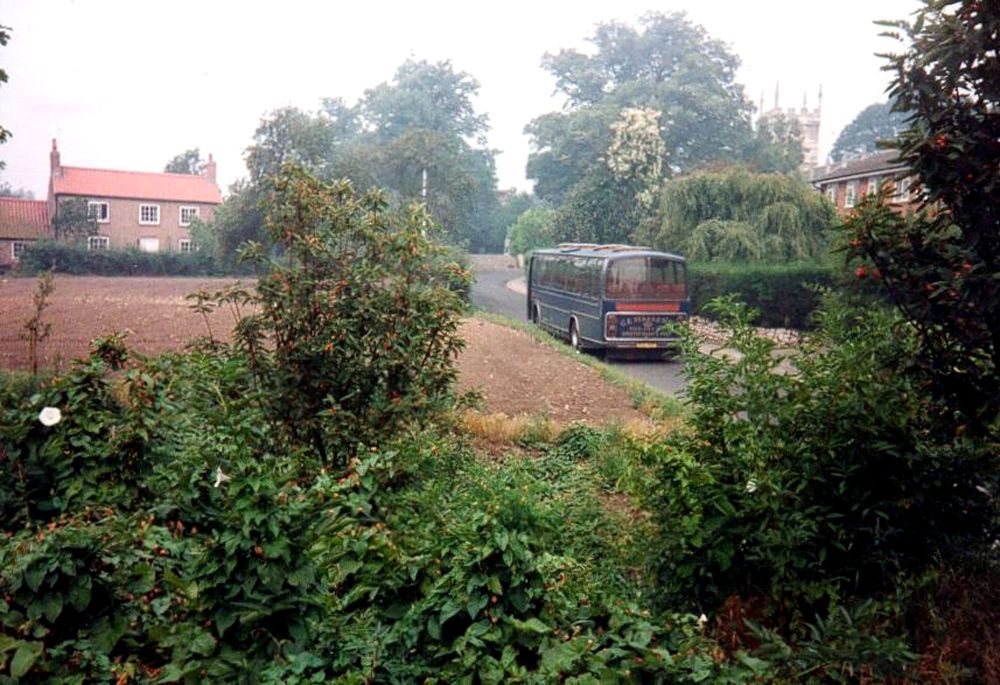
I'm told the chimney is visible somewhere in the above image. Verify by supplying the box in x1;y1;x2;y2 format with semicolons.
50;139;61;178
205;153;217;183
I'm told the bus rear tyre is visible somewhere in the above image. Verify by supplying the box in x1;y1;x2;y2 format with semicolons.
569;320;582;352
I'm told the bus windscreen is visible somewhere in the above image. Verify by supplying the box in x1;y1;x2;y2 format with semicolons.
605;257;686;300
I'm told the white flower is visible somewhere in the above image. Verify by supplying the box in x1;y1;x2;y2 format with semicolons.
697;613;708;629
745;478;758;494
213;466;231;488
38;407;62;427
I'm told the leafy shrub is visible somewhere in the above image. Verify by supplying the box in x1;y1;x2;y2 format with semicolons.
16;241;254;277
649;296;998;621
688;261;836;328
201;165;471;465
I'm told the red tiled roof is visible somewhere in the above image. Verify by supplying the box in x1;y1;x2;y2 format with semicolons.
0;197;51;239
52;166;222;204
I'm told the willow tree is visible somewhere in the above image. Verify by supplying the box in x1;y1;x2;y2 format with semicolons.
638;168;835;261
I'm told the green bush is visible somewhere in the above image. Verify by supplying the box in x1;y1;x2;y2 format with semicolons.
16;240;255;277
688;261;836;329
649;296;998;619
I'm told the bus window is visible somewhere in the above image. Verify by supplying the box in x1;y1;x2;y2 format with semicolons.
606;257;687;300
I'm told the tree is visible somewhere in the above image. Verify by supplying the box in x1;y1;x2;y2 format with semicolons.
506;205;556;256
0;25;11;150
525;13;771;245
745;112;804;173
52;198;97;240
358;59;500;250
244;107;334;184
0;180;33;198
637;167;835;262
164;148;205;175
829;102;908;162
845;0;1000;432
527;12;755;205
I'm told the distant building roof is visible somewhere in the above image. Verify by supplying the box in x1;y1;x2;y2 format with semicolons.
811;150;908;184
52;166;222;204
0;197;51;239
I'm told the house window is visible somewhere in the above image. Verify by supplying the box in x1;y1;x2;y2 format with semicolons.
825;185;837;204
866;177;879;196
88;235;110;251
87;201;110;223
11;241;27;260
179;238;194;253
179;206;199;226
139;204;160;225
138;237;160;253
894;176;911;202
844;181;858;208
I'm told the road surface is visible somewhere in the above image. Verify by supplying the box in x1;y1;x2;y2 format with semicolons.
469;262;687;396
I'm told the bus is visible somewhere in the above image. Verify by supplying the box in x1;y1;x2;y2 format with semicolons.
527;243;690;353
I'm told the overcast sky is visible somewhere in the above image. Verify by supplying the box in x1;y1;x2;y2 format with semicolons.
1;0;917;198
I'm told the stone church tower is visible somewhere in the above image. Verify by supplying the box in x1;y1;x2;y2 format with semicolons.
760;85;822;173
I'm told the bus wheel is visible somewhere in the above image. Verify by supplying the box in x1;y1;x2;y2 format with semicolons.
569;320;582;351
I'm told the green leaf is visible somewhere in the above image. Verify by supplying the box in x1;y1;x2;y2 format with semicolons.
24;566;46;593
188;630;217;657
10;641;43;679
68;576;92;611
41;592;63;622
509;617;551;634
466;592;489;620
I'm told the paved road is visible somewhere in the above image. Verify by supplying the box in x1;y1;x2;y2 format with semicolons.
469;265;688;396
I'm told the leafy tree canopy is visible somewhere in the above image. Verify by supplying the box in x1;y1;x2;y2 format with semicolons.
360;59;489;145
829;101;908;162
527;11;756;207
164;148;205;175
53;197;97;240
846;0;1000;430
0;25;10;150
637;167;835;262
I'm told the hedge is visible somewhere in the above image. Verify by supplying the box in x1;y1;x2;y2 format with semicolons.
16;241;256;277
688;262;837;329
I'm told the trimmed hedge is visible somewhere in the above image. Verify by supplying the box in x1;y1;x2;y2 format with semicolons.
688;262;836;329
17;240;256;277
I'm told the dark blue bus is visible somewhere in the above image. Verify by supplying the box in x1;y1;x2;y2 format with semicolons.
527;244;690;353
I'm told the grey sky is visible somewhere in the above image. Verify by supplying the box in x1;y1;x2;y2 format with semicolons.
1;0;917;198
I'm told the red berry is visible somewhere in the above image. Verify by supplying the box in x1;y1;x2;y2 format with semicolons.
855;265;868;279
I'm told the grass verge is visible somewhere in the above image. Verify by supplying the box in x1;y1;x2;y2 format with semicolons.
472;309;686;421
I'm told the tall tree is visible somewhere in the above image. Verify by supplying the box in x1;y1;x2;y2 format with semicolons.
636;167;835;262
526;13;769;244
244;107;334;184
846;0;1000;431
829;101;908;162
164;148;205;174
745;112;804;173
0;25;11;150
527;11;755;206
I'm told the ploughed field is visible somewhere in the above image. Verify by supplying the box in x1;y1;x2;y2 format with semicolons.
0;276;643;425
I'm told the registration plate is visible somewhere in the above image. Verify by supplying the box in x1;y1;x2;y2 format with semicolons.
636;342;658;349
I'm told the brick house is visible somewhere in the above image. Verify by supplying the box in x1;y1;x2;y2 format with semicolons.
47;140;221;253
810;150;918;216
0;197;51;270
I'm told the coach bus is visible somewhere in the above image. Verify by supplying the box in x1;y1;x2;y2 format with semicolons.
526;243;690;353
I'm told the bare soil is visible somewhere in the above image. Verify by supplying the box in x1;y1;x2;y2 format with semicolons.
1;275;644;425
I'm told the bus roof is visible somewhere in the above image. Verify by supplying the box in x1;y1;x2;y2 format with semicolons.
532;243;686;261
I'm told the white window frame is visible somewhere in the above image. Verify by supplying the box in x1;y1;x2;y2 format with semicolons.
87;200;110;224
179;206;199;227
178;238;194;253
139;204;160;225
825;185;837;204
87;235;110;251
894;176;911;202
138;237;161;253
11;241;27;261
866;177;879;196
844;181;858;209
